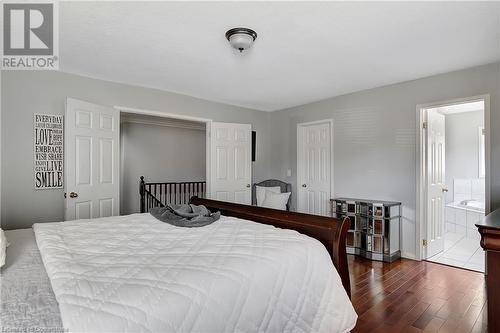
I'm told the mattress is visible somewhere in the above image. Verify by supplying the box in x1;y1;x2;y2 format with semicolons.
34;213;357;332
0;229;63;330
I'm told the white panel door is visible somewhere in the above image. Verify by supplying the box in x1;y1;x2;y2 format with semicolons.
297;121;332;215
65;98;120;220
426;109;446;258
210;122;251;204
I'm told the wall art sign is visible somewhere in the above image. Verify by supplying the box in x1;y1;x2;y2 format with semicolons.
34;113;63;189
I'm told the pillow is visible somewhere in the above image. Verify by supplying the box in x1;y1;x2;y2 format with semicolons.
255;186;281;206
0;228;6;268
261;191;291;210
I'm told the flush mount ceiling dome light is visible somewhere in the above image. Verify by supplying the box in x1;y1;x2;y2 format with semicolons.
225;27;257;53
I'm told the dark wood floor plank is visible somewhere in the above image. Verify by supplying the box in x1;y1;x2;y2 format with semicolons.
384;292;420;325
357;270;429;325
439;319;460;333
349;256;485;333
386;301;431;332
412;297;447;330
453;304;485;333
353;265;427;314
469;303;488;333
423;317;445;332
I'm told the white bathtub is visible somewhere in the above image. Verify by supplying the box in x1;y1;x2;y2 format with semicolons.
448;200;485;213
445;200;484;240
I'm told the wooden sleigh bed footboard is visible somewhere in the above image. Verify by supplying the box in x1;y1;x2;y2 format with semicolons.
189;196;352;297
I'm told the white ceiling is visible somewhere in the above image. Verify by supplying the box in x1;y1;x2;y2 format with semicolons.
60;2;500;112
435;101;484;115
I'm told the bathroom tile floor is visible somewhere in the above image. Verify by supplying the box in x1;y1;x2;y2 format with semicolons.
427;232;485;273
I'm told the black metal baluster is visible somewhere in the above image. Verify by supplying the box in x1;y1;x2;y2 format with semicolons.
182;183;185;204
140;178;206;211
159;184;162;206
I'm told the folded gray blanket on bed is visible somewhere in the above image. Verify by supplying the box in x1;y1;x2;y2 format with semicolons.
150;204;220;227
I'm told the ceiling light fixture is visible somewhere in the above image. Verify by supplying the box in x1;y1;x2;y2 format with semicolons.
225;27;257;53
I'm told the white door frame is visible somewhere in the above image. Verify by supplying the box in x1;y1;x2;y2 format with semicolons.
415;94;490;260
296;119;335;214
114;105;213;196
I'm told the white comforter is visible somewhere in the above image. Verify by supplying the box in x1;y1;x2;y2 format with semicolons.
33;213;357;333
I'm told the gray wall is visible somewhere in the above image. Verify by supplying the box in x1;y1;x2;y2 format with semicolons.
120;121;206;215
268;62;499;259
445;111;484;203
1;70;272;229
2;63;499;260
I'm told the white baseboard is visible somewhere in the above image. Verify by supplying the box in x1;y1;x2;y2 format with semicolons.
401;252;417;260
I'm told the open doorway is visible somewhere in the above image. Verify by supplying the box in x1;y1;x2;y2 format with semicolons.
417;97;488;272
117;107;253;213
119;112;207;215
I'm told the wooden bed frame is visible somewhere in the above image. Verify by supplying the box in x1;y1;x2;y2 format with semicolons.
189;196;351;297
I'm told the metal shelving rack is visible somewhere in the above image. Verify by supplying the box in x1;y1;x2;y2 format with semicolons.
331;198;401;262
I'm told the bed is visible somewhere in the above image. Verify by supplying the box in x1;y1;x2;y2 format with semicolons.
252;179;292;211
1;229;63;329
1;198;357;332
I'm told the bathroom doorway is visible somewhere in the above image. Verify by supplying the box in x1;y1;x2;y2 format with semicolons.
417;98;487;272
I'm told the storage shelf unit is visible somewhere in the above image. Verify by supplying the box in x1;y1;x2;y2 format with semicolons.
331;198;401;262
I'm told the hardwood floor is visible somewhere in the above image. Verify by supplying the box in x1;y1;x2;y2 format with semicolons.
349;255;487;333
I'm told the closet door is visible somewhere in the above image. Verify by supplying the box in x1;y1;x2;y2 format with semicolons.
210;122;252;204
297;120;333;216
64;98;120;220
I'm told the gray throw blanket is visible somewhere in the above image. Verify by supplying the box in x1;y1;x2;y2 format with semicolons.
150;204;220;227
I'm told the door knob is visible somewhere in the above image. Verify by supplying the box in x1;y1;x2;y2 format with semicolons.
246;184;251;188
69;192;79;198
442;188;449;193
302;184;307;188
